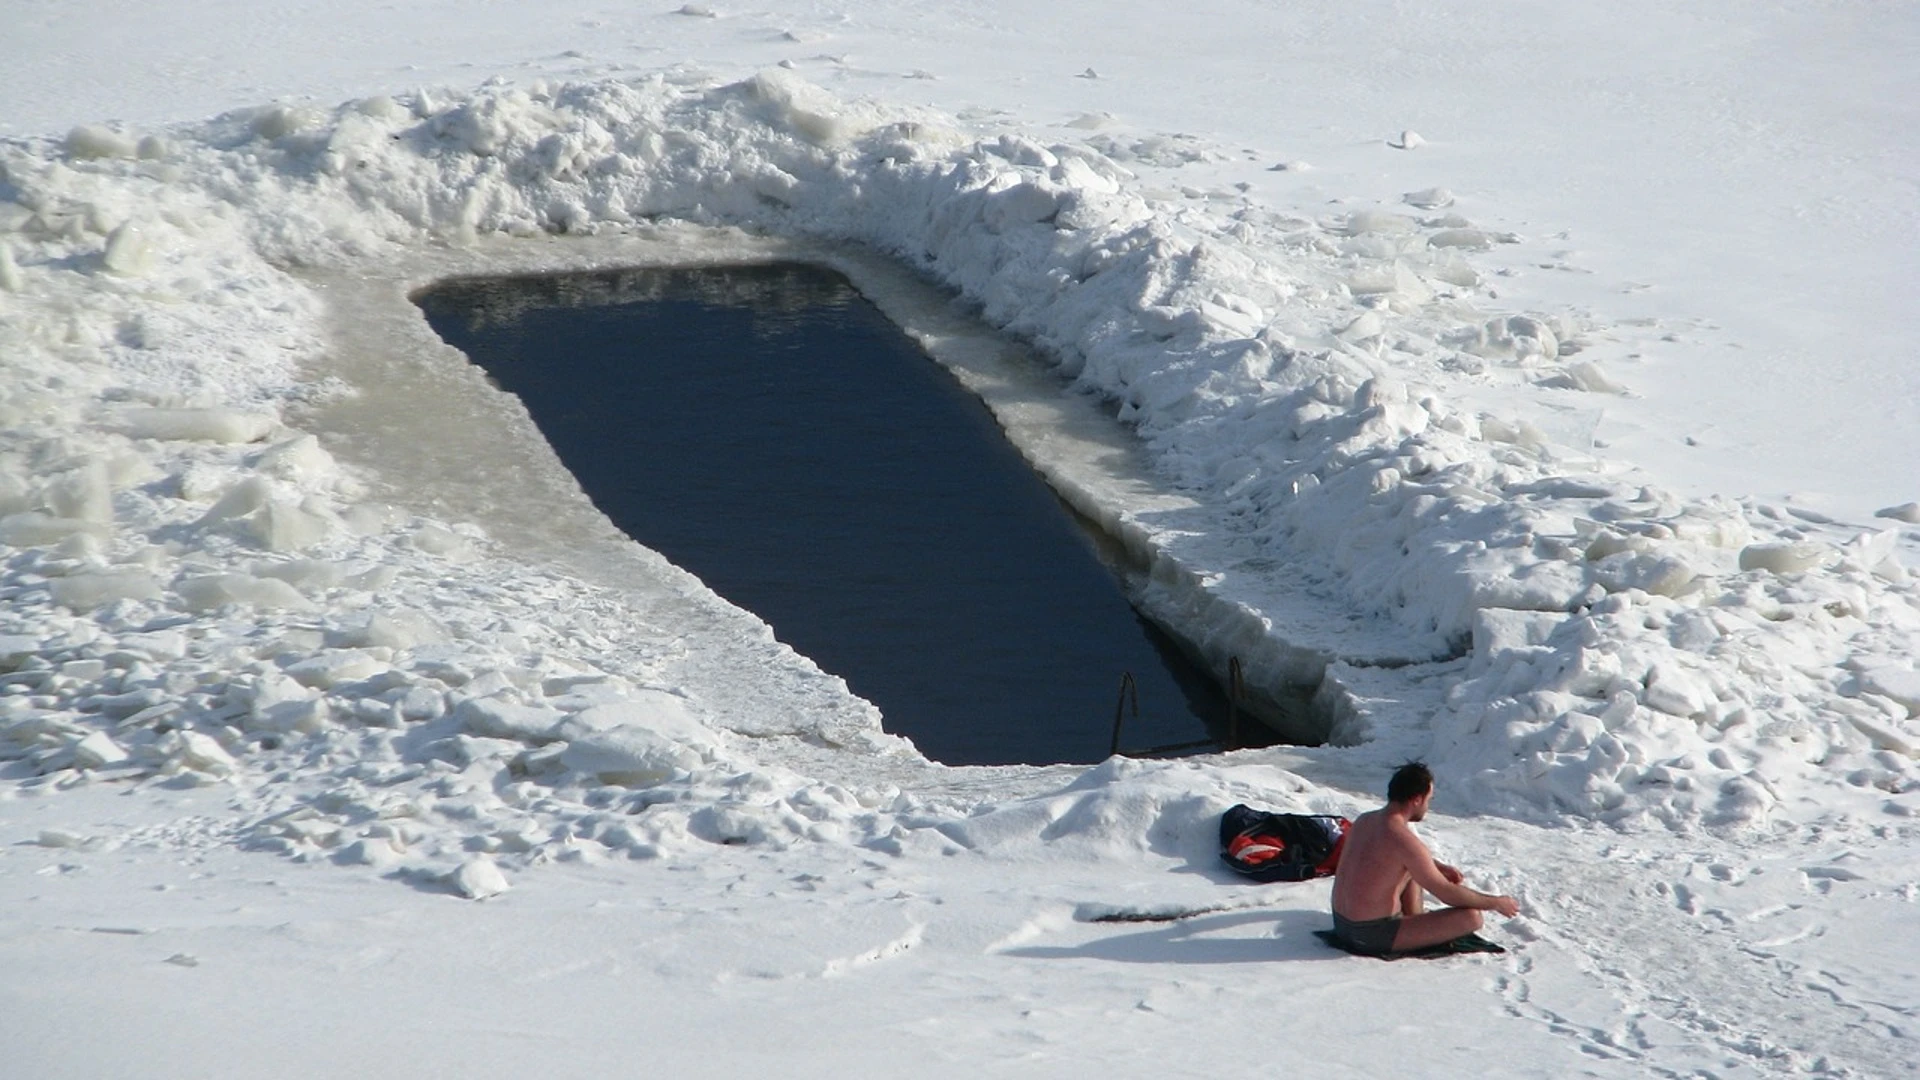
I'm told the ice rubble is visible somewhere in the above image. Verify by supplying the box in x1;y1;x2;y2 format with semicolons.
2;70;1919;886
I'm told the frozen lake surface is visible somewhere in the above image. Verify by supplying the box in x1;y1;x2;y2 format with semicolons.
5;3;1918;1075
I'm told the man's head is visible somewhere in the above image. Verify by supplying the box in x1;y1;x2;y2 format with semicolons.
1386;762;1434;819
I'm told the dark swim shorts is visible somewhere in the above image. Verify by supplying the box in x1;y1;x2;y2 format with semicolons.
1331;911;1402;955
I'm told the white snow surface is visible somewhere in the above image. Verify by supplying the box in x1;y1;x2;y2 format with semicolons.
3;3;1918;1077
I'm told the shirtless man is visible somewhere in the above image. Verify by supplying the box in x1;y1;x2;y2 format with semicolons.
1328;762;1519;955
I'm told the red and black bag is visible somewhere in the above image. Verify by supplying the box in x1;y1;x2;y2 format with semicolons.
1219;804;1350;882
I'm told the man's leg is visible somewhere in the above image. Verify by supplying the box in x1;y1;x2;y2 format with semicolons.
1389;906;1484;952
1398;878;1424;917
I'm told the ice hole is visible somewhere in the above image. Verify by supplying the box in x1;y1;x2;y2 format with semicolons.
413;262;1301;766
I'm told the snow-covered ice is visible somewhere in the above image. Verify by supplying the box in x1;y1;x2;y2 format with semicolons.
2;2;1917;1077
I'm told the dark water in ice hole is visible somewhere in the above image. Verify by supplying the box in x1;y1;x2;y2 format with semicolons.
415;263;1274;766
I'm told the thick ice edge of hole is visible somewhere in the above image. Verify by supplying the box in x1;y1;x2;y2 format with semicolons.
301;226;1433;748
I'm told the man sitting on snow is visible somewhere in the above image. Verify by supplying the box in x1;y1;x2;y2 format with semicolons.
1328;762;1518;956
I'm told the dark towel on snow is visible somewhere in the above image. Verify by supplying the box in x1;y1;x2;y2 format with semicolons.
1312;928;1506;960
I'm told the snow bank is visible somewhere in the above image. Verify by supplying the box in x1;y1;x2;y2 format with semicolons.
3;69;1918;882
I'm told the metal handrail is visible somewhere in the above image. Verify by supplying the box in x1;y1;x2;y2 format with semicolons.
1109;671;1138;757
1111;655;1248;758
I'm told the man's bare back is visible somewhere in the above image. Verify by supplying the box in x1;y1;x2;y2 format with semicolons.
1328;763;1518;954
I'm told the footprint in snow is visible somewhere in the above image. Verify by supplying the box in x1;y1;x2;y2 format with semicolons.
1801;865;1866;894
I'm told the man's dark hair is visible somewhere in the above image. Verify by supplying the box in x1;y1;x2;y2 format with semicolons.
1387;762;1433;805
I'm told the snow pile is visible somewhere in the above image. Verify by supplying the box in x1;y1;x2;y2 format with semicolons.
934;755;1340;864
3;68;1919;862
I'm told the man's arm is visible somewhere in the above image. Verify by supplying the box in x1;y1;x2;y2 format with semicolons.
1392;826;1518;917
